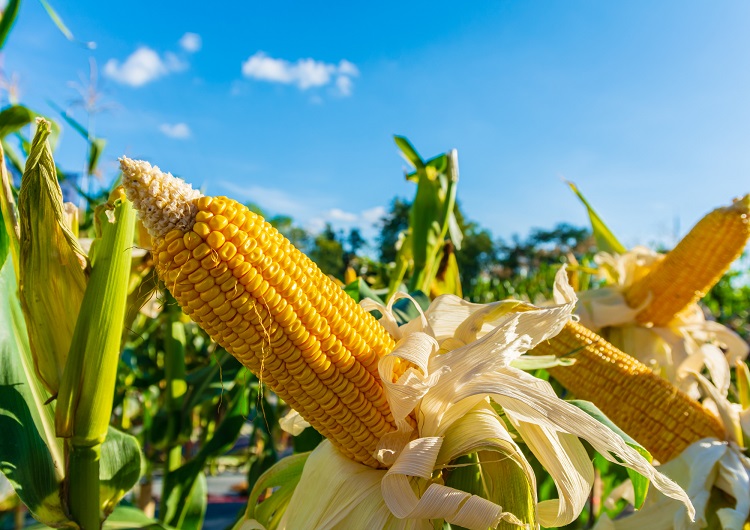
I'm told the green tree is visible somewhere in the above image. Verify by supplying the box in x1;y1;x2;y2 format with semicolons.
309;223;345;279
377;198;410;264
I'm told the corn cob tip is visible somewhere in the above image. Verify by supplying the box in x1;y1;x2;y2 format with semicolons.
730;193;750;215
119;156;202;239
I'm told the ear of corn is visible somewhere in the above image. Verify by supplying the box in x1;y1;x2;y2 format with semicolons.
120;158;399;468
530;320;725;463
17;118;87;395
624;195;750;327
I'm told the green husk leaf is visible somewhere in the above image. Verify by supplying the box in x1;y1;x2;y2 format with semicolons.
18;118;87;395
445;451;536;530
55;187;135;443
566;181;626;255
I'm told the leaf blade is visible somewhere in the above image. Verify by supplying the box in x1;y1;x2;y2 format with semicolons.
567;181;626;255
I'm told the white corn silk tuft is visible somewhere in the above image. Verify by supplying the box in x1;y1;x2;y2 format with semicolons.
119;157;202;239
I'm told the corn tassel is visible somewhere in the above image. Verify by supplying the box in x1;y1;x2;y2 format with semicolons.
624;195;750;326
120;158;398;468
530;320;725;463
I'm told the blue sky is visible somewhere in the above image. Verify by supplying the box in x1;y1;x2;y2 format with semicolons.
4;1;750;247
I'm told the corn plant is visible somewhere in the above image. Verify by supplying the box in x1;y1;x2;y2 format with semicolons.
0;120;143;529
385;136;463;301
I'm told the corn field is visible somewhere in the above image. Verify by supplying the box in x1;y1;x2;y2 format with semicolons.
1;3;750;530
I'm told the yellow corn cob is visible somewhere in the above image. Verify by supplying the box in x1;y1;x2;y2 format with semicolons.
121;159;398;468
531;320;725;463
624;195;750;327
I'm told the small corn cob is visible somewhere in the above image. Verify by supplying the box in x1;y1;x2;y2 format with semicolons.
120;158;398;468
624;195;750;327
531;320;725;463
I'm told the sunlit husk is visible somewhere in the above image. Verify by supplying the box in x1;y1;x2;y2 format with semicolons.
55;187;135;443
240;270;693;530
17;118;87;395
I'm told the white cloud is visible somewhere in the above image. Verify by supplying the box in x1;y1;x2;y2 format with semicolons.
159;123;191;139
179;32;202;53
241;52;359;96
219;181;304;214
337;60;359;77
164;52;188;72
104;46;187;87
335;75;353;97
306;217;326;234
361;206;387;224
327;208;357;222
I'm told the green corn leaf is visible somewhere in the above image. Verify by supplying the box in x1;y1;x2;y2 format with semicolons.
385;229;411;303
100;427;142;517
0;234;68;527
102;505;170;529
568;399;651;509
240;452;310;530
344;277;385;305
0;105;37;139
163;382;249;529
2;138;25;176
406;146;460;294
47;101;106;175
88;137;106;175
394;135;424;170
38;0;95;49
0;0;20;50
38;0;73;39
430;243;462;298
48;100;89;139
567;181;626;255
0;209;7;269
391;290;431;325
0;144;19;272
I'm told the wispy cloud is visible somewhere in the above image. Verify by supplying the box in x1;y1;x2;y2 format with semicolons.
217;180;385;237
361;206;387;224
327;208;358;222
179;32;202;53
159;122;191;139
219;181;305;214
308;206;387;240
104;46;186;87
241;52;359;96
